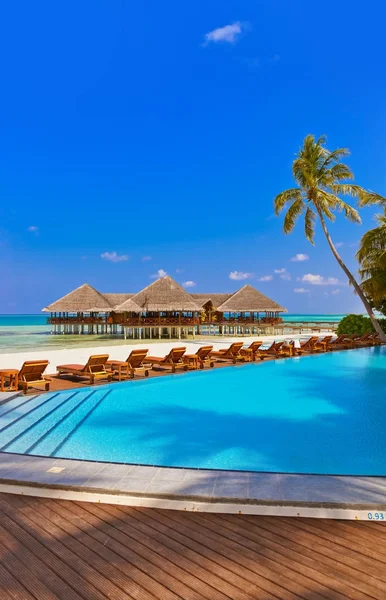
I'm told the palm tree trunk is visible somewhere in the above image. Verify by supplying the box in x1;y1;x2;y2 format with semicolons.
316;205;386;342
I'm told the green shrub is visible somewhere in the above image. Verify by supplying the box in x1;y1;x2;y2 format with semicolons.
337;314;386;336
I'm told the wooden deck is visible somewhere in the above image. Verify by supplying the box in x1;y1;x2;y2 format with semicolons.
0;493;385;599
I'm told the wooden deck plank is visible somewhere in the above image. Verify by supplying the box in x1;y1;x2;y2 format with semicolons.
1;492;386;599
0;561;36;600
15;495;156;600
150;507;321;600
301;517;386;551
220;514;383;600
218;514;375;600
0;525;78;600
70;500;237;600
0;495;131;600
167;508;355;600
101;503;265;600
39;498;219;600
275;517;386;575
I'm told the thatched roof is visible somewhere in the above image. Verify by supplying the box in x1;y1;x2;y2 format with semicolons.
191;293;232;308
113;297;142;313
127;276;202;312
43;284;112;313
216;284;287;313
103;293;134;309
43;279;286;314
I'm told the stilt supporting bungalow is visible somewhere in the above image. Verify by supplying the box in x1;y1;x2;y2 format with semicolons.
43;276;287;339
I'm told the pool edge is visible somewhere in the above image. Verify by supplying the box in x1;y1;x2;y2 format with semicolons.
1;453;386;521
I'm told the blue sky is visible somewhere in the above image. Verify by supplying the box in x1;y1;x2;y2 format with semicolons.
1;0;386;314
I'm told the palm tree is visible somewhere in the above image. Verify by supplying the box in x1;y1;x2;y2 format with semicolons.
274;134;386;342
357;208;386;311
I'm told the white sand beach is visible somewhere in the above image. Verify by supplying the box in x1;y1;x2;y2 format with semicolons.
0;332;329;373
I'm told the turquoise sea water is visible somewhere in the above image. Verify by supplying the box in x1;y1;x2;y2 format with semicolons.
1;346;385;475
0;313;347;353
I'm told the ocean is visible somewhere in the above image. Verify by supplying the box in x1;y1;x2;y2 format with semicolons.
0;314;347;354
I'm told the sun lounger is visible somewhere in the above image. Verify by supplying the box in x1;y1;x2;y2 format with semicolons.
209;342;245;364
147;347;188;373
313;335;333;352
327;335;355;350
291;336;323;355
259;341;292;358
107;349;151;380
241;341;263;361
367;333;383;345
57;354;112;384
350;333;380;347
183;346;214;370
18;360;51;394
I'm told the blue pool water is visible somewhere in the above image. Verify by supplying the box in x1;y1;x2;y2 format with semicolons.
1;346;385;475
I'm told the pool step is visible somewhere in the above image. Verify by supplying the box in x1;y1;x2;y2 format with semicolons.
32;389;112;457
0;393;48;420
0;390;93;451
0;392;65;431
1;389;92;453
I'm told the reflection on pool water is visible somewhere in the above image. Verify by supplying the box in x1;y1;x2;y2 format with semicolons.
0;346;385;475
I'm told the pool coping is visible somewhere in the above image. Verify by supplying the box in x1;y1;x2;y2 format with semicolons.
1;452;386;520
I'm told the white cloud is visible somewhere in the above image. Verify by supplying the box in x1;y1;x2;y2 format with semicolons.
294;288;309;293
258;275;273;282
331;289;341;295
141;256;152;262
291;253;309;262
335;242;344;248
183;281;196;288
229;271;253;281
274;267;291;280
204;22;243;44
27;225;39;234
176;268;184;273
151;268;167;279
301;274;340;286
101;251;129;263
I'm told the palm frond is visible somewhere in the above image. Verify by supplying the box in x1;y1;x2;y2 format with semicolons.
357;219;386;263
320;147;350;169
304;206;316;244
325;163;354;182
283;198;305;234
330;183;369;201
292;158;313;188
273;188;302;215
357;191;386;207
319;202;336;221
335;199;361;223
316;134;327;146
315;190;338;221
360;270;386;302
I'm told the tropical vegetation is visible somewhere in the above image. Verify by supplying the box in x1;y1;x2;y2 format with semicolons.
357;204;386;317
274;134;386;342
337;314;386;336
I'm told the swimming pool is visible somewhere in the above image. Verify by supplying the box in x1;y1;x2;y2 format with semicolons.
0;346;385;475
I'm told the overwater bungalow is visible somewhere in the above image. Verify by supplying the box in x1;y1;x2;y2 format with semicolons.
44;275;287;339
